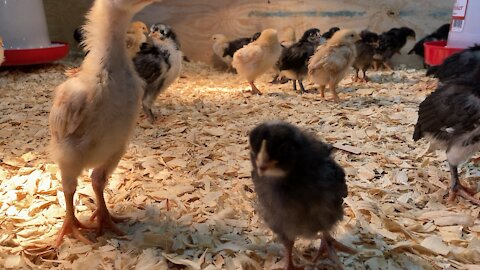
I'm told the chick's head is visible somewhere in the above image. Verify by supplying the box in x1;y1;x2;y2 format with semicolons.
300;28;321;44
256;28;279;46
130;21;148;34
149;23;176;42
249;121;304;178
329;29;360;45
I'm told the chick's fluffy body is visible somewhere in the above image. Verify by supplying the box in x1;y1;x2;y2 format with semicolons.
232;29;282;83
250;122;347;241
308;29;358;89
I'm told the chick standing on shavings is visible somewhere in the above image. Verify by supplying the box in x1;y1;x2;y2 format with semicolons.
352;30;379;82
232;28;282;95
308;29;360;102
277;28;321;93
408;24;450;58
134;23;183;123
373;27;416;71
249;121;355;270
0;36;4;66
413;77;480;205
49;0;157;247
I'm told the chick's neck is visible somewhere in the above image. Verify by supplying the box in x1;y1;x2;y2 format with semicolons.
83;1;135;70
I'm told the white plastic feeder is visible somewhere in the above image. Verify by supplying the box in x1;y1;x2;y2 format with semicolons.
447;0;480;48
0;0;69;66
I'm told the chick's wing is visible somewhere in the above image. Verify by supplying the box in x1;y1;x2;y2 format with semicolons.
309;45;353;73
233;44;265;69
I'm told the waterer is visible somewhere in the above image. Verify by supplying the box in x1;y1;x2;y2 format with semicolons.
424;0;480;66
0;0;69;66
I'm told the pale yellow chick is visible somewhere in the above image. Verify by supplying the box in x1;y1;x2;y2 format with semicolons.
280;26;296;47
308;29;360;102
50;0;156;247
0;36;4;66
232;29;282;95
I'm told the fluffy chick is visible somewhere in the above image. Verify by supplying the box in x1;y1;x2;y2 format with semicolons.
232;29;282;95
0;36;4;66
426;45;480;83
126;21;148;58
277;28;321;92
352;30;379;82
413;78;480;205
408;24;450;58
308;29;360;102
249;121;355;270
49;0;156;246
222;32;261;64
373;27;416;70
134;23;183;123
322;27;340;40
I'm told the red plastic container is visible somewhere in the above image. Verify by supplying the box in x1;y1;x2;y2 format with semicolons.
424;41;463;66
2;42;69;66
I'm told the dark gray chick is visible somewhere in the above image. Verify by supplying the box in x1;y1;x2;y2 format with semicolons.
134;23;182;123
249;121;355;270
353;30;379;82
413;78;480;205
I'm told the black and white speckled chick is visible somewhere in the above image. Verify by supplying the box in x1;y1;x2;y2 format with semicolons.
352;30;379;82
277;28;321;93
134;23;183;123
426;45;480;83
249;121;355;270
408;23;450;58
413;78;480;205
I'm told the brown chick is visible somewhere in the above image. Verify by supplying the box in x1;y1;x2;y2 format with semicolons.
232;29;282;95
308;29;360;102
49;0;156;247
0;36;4;66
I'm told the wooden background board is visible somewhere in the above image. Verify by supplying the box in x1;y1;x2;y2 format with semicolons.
44;0;454;67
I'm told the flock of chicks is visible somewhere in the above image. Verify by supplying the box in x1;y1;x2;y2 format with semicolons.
35;0;479;269
211;24;429;103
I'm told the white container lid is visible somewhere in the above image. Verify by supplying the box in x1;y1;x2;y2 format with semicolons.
0;0;51;49
447;0;480;48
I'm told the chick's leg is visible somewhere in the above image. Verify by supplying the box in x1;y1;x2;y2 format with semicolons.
362;69;369;82
249;81;262;95
319;85;326;99
55;171;93;247
298;80;306;93
329;82;340;102
142;89;157;123
447;164;480;205
292;80;297;92
352;69;359;82
90;155;126;236
314;233;356;269
281;237;304;270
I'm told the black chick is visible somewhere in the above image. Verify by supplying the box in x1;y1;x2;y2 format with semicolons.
374;27;416;70
322;27;340;40
223;32;261;59
277;28;321;93
352;30;379;82
426;45;480;83
413;78;480;205
249;121;355;270
408;24;450;58
134;23;183;123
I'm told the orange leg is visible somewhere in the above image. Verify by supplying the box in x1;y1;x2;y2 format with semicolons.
249;81;262;95
281;238;304;270
319;85;326;99
329;82;340;102
55;179;94;247
447;164;480;205
90;168;126;237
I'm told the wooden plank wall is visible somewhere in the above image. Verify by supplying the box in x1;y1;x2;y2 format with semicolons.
45;0;454;67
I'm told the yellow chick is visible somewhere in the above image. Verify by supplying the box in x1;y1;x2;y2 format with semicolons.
50;0;156;247
0;36;4;66
232;29;282;95
308;29;360;102
280;26;296;47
